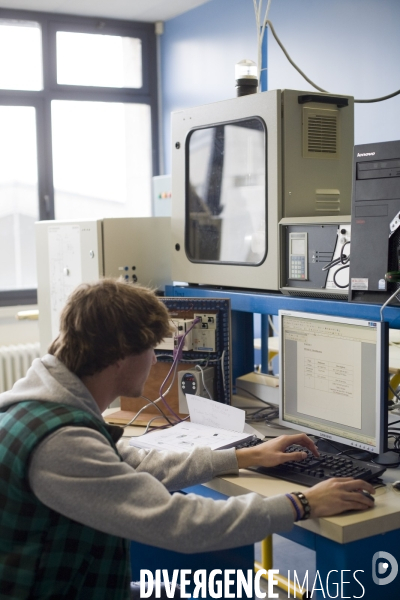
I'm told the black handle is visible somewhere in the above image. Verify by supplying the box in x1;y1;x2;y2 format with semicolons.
298;94;349;108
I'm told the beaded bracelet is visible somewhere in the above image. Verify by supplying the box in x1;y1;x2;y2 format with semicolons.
285;493;302;522
291;491;311;520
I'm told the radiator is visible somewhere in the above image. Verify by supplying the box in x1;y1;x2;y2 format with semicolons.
0;343;41;393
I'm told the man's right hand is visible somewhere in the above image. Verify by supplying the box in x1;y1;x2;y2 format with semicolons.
301;478;375;518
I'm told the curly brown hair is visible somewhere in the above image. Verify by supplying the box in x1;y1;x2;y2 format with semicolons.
48;279;171;377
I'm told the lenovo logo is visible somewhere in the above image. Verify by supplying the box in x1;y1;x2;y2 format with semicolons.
357;152;376;157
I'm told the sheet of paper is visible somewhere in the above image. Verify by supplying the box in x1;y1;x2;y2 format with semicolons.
186;394;245;432
129;421;251;452
243;422;263;437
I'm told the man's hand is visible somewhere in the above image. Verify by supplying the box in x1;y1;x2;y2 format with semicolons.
303;478;375;518
236;433;319;469
234;433;376;519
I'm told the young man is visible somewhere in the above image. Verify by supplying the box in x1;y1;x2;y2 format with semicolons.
0;279;375;599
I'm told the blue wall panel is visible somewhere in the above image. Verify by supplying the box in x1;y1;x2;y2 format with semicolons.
161;0;258;172
161;0;400;171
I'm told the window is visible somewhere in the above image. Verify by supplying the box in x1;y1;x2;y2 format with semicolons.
56;32;142;88
0;106;39;291
0;10;158;305
51;101;152;219
0;20;42;90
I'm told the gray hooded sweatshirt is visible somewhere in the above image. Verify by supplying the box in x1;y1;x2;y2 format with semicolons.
0;355;294;553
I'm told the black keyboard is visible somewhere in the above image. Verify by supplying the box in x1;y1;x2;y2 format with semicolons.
235;436;264;449
248;444;386;487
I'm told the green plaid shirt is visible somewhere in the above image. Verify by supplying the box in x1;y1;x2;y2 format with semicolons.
0;401;131;599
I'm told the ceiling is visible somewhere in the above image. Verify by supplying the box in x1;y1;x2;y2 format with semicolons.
0;0;212;22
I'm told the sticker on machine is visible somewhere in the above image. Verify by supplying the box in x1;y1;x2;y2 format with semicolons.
378;278;386;290
351;278;368;290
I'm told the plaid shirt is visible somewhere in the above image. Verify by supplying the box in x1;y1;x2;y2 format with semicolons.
0;401;131;599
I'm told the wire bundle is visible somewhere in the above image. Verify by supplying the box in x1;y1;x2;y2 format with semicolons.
253;0;400;104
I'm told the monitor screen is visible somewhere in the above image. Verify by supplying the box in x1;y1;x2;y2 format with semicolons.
279;310;388;454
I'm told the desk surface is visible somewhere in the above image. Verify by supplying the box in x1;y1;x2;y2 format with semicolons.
106;403;400;547
229;396;400;545
204;466;400;545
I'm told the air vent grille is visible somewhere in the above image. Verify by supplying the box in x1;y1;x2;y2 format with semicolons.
308;116;337;153
303;107;339;159
284;289;348;300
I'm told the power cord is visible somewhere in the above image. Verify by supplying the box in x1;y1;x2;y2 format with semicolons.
158;317;202;421
380;287;400;322
124;317;202;429
389;382;400;404
264;19;400;104
322;240;350;288
235;383;275;409
195;364;213;399
123;394;175;428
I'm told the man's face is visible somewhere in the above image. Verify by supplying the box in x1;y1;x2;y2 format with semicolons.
118;348;157;398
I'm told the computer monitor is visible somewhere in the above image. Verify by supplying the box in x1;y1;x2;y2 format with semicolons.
278;310;388;454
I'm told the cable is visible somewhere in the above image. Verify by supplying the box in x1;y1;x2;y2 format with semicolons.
195;364;213;399
265;19;400;104
235;383;275;408
389;383;400;403
123;395;176;428
220;349;226;395
332;264;350;289
247;405;278;420
124;316;228;429
340;241;351;264
322;241;350;272
380;287;400;322
268;315;277;335
321;240;350;288
141;416;170;434
353;90;400;104
124;318;202;428
140;414;191;436
266;20;327;93
158;317;202;421
322;256;342;272
156;353;224;364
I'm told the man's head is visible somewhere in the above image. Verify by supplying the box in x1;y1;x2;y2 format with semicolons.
48;279;171;377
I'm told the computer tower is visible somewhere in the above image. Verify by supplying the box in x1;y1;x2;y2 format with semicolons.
349;140;400;304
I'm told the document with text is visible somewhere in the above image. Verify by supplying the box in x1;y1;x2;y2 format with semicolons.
129;395;260;452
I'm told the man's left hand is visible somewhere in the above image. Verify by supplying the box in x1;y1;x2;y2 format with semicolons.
235;433;319;469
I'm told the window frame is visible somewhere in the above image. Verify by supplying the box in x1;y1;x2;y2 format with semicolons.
0;8;159;306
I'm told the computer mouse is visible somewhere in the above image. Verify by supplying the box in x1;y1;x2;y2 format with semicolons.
392;481;400;491
360;490;375;502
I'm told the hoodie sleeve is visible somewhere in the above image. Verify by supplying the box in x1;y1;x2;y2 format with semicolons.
29;425;295;553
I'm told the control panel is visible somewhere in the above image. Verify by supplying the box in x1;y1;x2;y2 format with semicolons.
178;366;215;413
192;313;217;352
288;232;308;280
